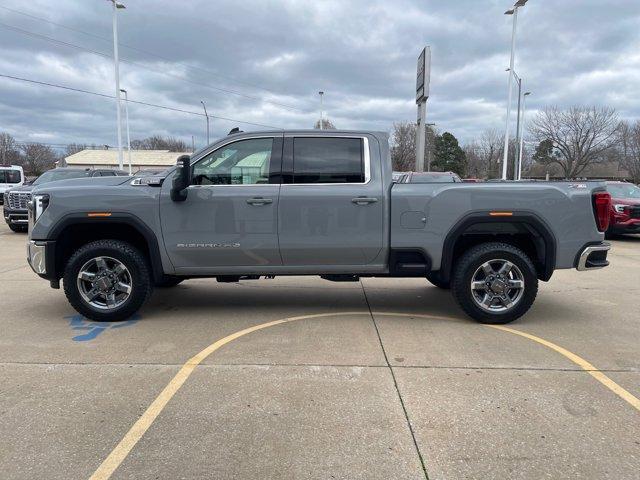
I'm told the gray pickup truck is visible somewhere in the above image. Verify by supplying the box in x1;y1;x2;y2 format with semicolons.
27;130;611;324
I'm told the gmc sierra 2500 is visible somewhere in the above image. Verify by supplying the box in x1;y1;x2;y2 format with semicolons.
27;130;611;324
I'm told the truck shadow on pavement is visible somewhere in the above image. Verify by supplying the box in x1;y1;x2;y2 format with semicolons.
609;234;640;243
137;280;574;326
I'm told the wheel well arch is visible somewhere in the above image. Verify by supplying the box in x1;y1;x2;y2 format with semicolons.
49;214;164;282
440;213;556;282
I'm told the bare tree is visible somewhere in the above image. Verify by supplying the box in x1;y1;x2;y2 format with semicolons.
390;121;416;171
65;143;87;156
313;118;336;130
131;135;188;152
529;106;620;178
20;143;57;176
464;129;504;178
0;132;22;166
618;120;640;184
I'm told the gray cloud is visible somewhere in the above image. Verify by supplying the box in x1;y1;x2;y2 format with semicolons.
0;0;639;150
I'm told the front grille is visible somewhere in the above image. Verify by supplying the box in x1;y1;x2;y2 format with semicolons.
629;206;640;219
8;191;31;210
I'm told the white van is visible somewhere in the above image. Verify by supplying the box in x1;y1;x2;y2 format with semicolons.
0;165;25;204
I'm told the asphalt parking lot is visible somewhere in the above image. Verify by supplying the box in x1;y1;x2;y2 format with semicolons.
1;213;639;480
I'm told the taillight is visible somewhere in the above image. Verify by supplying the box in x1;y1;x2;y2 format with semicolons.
592;191;611;232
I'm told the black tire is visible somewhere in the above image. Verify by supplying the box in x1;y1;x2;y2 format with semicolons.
155;275;184;288
425;272;450;289
63;240;153;322
9;223;28;233
451;242;538;324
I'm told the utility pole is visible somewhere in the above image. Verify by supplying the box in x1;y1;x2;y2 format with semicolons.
415;46;431;172
120;88;132;174
108;0;126;171
501;0;528;180
200;100;210;145
318;91;324;130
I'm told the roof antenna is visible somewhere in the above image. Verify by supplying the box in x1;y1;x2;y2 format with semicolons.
228;127;243;135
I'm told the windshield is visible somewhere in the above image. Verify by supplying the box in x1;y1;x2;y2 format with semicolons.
33;169;91;185
607;183;640;199
0;169;21;184
409;172;462;183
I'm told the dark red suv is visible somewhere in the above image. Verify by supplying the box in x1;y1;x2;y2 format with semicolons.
605;181;640;236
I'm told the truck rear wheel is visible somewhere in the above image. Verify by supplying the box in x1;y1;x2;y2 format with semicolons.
451;242;538;324
63;240;153;322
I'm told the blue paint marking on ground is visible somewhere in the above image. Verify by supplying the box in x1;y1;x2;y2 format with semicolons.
66;313;140;341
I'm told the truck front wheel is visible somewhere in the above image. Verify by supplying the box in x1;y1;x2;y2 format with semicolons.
63;240;153;322
451;242;538;324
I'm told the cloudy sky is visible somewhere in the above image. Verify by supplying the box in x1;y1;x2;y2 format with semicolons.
1;0;640;150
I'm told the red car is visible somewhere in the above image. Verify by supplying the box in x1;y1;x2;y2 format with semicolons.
605;181;640;236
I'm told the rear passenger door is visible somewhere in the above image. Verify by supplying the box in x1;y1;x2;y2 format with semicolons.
278;135;383;266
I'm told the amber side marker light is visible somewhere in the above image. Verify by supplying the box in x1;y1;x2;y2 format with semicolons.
489;211;513;217
87;212;112;217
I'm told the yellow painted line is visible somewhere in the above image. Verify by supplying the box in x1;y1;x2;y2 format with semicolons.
89;310;639;480
488;324;640;412
89;311;369;480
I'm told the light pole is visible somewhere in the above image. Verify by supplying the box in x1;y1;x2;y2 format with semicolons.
501;0;528;180
318;91;324;130
120;88;132;175
507;68;523;180
108;0;126;171
517;91;531;180
200;100;210;145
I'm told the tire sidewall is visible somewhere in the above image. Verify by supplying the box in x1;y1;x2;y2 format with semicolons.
453;244;538;324
63;241;151;322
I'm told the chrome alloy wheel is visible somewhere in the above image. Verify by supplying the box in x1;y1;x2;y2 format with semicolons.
77;256;132;310
470;259;525;313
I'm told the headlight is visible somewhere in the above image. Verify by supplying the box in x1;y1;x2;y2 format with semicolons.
29;194;50;223
613;204;627;214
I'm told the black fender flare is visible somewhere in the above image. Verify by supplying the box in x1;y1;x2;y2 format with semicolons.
440;211;557;282
45;212;165;282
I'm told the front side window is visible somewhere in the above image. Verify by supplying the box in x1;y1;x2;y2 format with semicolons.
293;137;364;184
192;138;274;185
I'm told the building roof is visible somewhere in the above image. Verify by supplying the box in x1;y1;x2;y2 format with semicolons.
65;149;190;166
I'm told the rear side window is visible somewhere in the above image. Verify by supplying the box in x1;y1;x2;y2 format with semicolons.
293;137;364;184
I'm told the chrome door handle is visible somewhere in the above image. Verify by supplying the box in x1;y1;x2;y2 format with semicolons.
351;197;378;205
246;197;273;205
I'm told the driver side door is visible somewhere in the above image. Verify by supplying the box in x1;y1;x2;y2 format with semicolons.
160;135;283;272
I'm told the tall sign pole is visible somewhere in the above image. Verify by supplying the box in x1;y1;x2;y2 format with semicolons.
415;47;431;172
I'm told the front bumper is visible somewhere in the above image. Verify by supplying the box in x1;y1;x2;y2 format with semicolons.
609;219;640;234
27;240;57;283
4;207;28;225
27;241;47;274
576;242;610;271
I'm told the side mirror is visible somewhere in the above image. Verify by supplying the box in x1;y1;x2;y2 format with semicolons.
170;155;191;202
